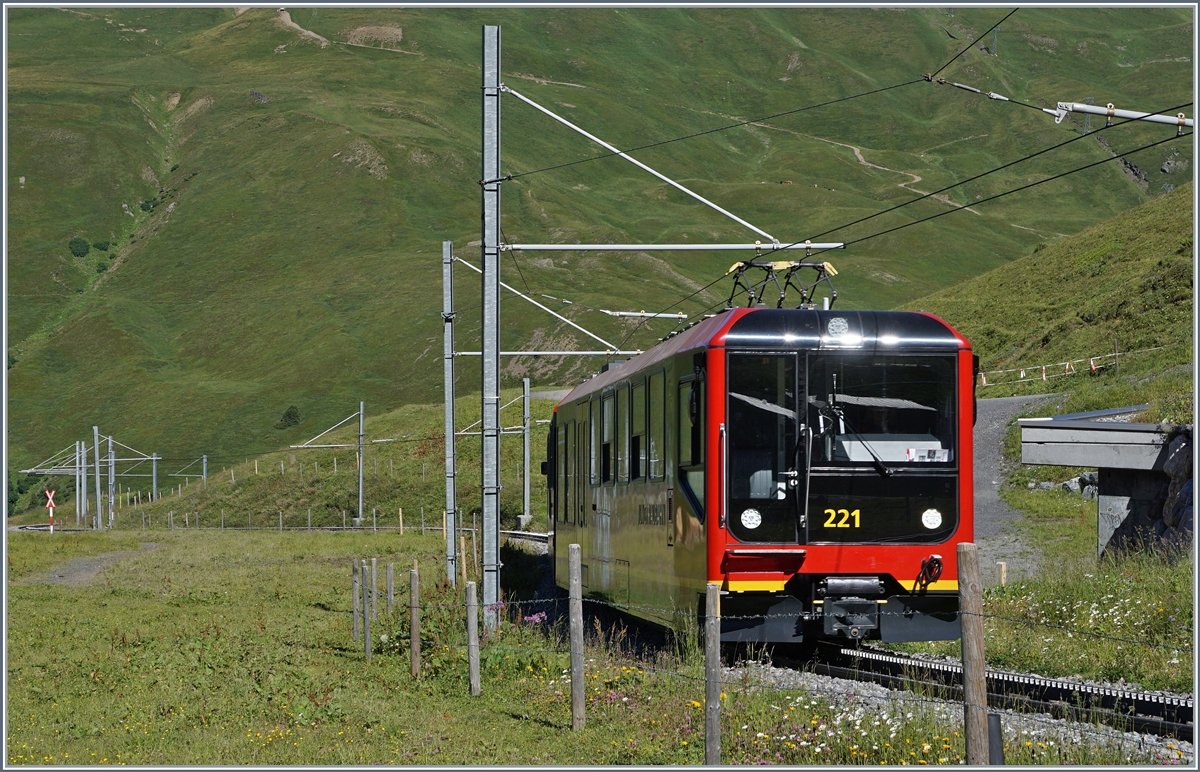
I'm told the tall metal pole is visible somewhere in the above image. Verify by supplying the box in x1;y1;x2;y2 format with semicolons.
107;436;114;528
358;402;365;523
92;426;102;530
523;377;531;523
75;441;82;526
481;24;502;630
74;441;80;526
443;241;458;587
151;453;158;501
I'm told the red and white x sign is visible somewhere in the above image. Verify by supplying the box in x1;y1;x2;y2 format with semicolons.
44;489;56;509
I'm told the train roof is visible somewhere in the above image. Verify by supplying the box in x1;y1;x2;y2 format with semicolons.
558;308;968;405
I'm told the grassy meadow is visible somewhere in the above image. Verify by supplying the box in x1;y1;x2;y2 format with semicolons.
7;7;1193;473
6;529;1188;766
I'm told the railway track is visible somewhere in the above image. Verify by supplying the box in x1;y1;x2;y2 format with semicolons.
787;646;1194;743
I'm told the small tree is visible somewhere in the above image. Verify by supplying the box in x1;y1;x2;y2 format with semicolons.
93;240;110;252
275;405;301;429
68;237;90;258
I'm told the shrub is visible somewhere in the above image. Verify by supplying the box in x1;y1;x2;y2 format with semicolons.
139;200;154;212
92;240;110;252
275;404;301;429
95;261;108;273
68;237;90;258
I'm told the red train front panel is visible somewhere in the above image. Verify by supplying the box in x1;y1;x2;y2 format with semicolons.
705;309;973;643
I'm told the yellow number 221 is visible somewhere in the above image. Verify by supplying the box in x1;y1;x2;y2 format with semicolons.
822;508;861;528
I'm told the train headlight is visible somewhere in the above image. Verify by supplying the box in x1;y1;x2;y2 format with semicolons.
740;508;763;529
921;508;943;529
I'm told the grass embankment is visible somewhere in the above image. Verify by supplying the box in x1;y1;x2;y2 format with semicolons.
10;388;557;535
7;531;1184;765
906;182;1193;420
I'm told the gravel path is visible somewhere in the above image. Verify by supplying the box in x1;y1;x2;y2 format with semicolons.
972;395;1057;585
14;542;161;588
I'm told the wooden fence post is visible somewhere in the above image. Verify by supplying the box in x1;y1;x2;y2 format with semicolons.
460;534;468;584
371;558;378;621
387;562;395;614
467;581;481;696
958;542;989;765
705;583;721;765
569;544;585;730
352;560;361;642
398;507;404;534
362;559;372;662
410;560;420;679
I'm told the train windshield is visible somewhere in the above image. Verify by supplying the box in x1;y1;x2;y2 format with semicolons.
808;355;956;468
726;352;959;545
726;354;800;543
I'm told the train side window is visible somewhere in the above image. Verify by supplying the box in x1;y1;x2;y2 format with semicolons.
559;420;572;523
648;371;665;481
631;380;646;480
617;384;629;483
601;393;614;483
678;381;692;466
678;379;704;465
678;378;705;513
590;398;600;485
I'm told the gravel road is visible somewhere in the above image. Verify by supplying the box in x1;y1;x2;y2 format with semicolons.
972;394;1057;585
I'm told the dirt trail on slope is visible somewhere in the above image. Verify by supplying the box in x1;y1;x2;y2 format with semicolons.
277;10;329;48
814;137;981;215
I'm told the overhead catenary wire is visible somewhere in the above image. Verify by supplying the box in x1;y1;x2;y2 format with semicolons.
499;8;1021;185
810;131;1190;254
617;130;1188;350
796;98;1190;244
929;8;1020;78
498;80;924;183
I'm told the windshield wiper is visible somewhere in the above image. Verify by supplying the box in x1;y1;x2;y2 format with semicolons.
821;378;894;477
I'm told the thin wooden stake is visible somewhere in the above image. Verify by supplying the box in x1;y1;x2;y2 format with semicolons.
387;563;394;614
460;534;468;584
467;581;481;696
958;542;989;765
352;560;361;642
399;507;404;535
705;583;721;765
410;562;421;679
569;544;585;730
996;561;1007;587
362;560;372;662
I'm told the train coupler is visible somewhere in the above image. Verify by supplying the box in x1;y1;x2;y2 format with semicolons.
822;597;879;639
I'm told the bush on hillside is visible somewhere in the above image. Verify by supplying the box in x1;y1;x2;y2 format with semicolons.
92;240;110;251
275;404;301;429
95;261;108;273
68;237;90;258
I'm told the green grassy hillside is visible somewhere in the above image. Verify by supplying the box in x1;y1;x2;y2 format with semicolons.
7;7;1193;470
906;182;1193;423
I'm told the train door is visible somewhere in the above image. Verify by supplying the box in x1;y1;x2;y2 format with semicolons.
725;353;803;543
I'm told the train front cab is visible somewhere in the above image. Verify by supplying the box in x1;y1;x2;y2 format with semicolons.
711;309;974;644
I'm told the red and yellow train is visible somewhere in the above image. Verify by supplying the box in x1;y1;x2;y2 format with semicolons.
547;307;976;644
